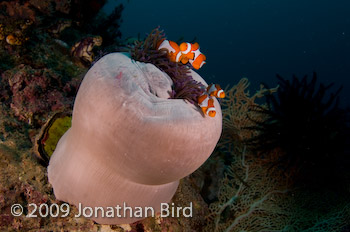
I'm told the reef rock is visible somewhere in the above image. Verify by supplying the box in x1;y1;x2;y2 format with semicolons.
48;52;222;224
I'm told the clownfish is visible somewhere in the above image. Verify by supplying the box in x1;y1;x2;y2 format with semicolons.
198;93;216;117
197;84;225;117
157;39;206;69
190;49;206;70
179;42;198;64
179;42;206;69
207;84;225;98
157;39;182;63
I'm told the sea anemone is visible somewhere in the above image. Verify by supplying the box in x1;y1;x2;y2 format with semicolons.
48;53;222;224
130;28;205;104
245;73;350;187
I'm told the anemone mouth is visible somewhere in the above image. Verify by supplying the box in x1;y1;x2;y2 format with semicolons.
130;28;205;105
244;72;350;186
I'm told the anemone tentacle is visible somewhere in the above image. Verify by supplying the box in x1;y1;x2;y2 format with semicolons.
130;28;205;104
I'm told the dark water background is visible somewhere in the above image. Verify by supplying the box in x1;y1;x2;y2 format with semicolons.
104;0;350;107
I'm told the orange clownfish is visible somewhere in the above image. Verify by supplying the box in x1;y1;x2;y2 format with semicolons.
197;84;225;117
197;93;216;117
157;39;206;69
207;84;225;98
179;42;206;69
179;42;199;64
157;39;182;63
189;49;206;70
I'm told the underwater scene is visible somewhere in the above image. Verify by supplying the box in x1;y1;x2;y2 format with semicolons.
0;0;349;231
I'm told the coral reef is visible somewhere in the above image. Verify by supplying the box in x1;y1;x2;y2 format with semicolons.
0;0;124;127
201;78;350;231
0;64;78;125
0;141;98;231
130;28;206;104
0;68;348;230
0;139;211;231
205;146;290;232
202;79;291;231
220;78;278;143
0;0;92;128
0;0;38;48
0;0;124;67
0;0;348;229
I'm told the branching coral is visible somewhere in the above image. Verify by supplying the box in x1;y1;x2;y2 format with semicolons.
220;78;277;144
205;145;291;231
194;78;277;206
244;73;350;187
130;28;205;104
204;78;349;231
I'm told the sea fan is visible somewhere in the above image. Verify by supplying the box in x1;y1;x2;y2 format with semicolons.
245;73;350;187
